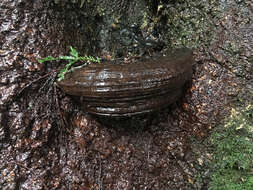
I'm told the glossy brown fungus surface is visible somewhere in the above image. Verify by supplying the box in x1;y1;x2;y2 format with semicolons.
57;48;193;116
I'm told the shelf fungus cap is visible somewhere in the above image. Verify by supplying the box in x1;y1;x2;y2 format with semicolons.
57;48;193;116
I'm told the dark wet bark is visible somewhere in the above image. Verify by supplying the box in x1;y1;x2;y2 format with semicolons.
1;0;252;189
0;1;100;189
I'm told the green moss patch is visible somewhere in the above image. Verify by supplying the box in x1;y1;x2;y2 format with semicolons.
208;104;253;190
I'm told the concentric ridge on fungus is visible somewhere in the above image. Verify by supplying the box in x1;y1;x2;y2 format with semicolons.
57;48;193;116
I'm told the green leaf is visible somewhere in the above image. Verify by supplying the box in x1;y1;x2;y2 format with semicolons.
58;56;76;60
96;57;101;63
65;60;77;70
69;46;78;58
57;71;65;81
38;56;57;63
39;46;100;81
79;56;100;63
57;60;77;81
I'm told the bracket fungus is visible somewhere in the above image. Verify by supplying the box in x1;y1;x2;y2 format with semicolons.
57;48;193;116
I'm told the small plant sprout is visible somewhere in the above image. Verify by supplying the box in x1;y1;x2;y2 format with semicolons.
39;46;100;81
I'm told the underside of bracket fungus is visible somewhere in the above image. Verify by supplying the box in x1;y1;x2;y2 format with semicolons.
57;48;193;116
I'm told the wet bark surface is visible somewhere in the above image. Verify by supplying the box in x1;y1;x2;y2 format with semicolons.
0;0;252;189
